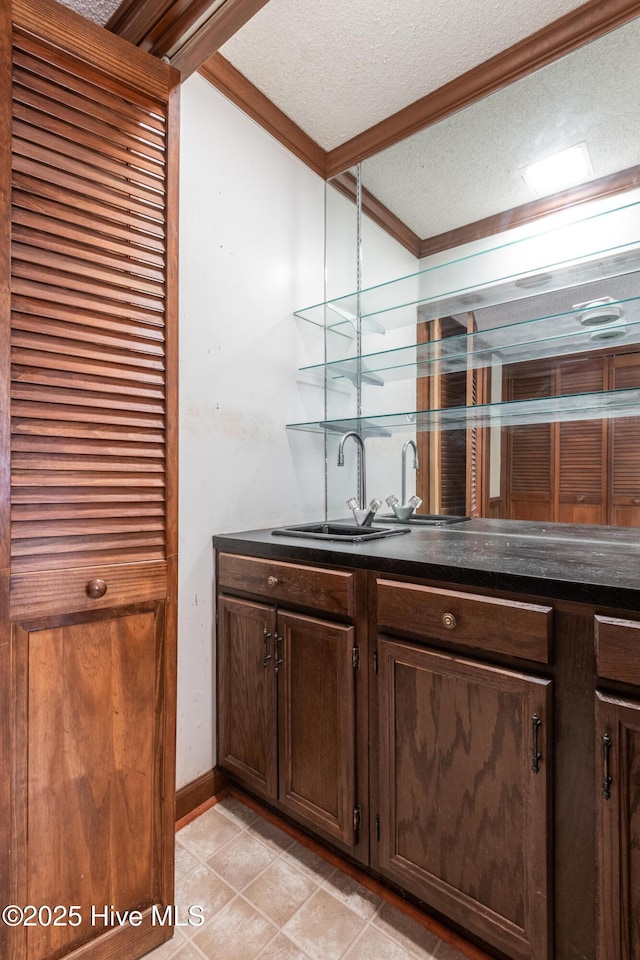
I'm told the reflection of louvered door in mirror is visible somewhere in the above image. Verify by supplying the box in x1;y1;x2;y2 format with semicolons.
2;3;179;960
417;316;468;515
609;353;640;527
557;358;606;526
503;363;554;522
502;352;640;528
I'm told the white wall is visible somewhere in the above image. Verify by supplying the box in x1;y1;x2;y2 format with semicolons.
177;75;326;789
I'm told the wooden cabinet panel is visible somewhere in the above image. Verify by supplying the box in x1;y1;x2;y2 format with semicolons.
377;638;552;960
217;596;278;799
596;692;640;960
217;552;355;617
11;604;169;960
278;611;356;846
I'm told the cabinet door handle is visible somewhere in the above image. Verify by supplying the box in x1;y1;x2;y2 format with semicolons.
86;578;107;599
602;733;612;800
274;632;283;672
531;714;542;773
441;612;457;630
263;629;272;668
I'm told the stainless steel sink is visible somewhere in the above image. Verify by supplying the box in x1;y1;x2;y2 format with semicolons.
271;521;411;543
379;513;471;526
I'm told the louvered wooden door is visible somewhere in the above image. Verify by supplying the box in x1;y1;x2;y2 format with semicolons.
1;3;178;959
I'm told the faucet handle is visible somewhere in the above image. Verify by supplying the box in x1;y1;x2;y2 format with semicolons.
346;497;359;510
385;494;399;508
407;495;423;509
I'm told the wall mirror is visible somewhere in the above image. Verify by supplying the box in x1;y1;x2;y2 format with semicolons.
319;11;640;528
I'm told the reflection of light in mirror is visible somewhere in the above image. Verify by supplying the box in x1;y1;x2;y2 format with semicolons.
522;143;593;195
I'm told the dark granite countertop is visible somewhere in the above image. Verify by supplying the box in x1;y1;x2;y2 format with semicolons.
213;517;640;610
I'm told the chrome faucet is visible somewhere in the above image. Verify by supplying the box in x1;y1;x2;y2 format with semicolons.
338;431;378;524
401;439;419;505
337;431;366;508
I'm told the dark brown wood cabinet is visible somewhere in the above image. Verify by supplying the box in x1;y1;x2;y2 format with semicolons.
595;614;640;960
214;540;640;960
1;4;179;960
595;692;640;960
374;581;553;960
216;554;364;858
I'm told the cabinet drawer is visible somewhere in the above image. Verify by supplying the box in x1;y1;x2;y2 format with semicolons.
595;614;640;685
217;553;355;617
10;560;168;620
377;578;552;663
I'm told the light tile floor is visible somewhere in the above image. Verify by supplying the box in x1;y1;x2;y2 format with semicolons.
146;795;481;960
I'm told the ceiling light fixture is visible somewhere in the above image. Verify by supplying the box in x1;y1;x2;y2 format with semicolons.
522;143;593;195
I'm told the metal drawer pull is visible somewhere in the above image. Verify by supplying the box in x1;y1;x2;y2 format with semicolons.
86;579;107;599
602;733;612;800
442;612;456;630
267;576;279;587
531;714;542;773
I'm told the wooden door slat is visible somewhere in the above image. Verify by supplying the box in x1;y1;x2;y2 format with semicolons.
12;363;165;399
13;32;168;129
12;314;165;355
12;226;165;284
13;164;166;233
13;70;166;156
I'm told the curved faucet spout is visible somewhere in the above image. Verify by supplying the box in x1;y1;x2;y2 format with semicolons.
337;431;366;509
401;439;419;505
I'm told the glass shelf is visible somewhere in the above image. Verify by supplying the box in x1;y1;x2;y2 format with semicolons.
286;386;640;436
300;295;640;385
294;197;640;337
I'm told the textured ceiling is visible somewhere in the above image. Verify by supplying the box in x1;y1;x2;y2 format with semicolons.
219;0;587;149
360;16;640;238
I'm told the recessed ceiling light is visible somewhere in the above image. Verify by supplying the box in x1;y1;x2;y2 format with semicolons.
522;143;593;195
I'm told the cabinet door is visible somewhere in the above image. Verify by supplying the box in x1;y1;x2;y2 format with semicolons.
377;638;552;960
596;692;640;960
278;611;357;850
218;596;278;799
9;604;169;960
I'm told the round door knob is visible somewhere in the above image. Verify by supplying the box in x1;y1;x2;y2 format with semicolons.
576;495;585;503
633;498;640;505
267;576;279;588
442;612;457;630
86;578;107;599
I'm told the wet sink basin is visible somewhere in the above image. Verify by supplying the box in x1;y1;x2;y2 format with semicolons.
271;522;411;543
